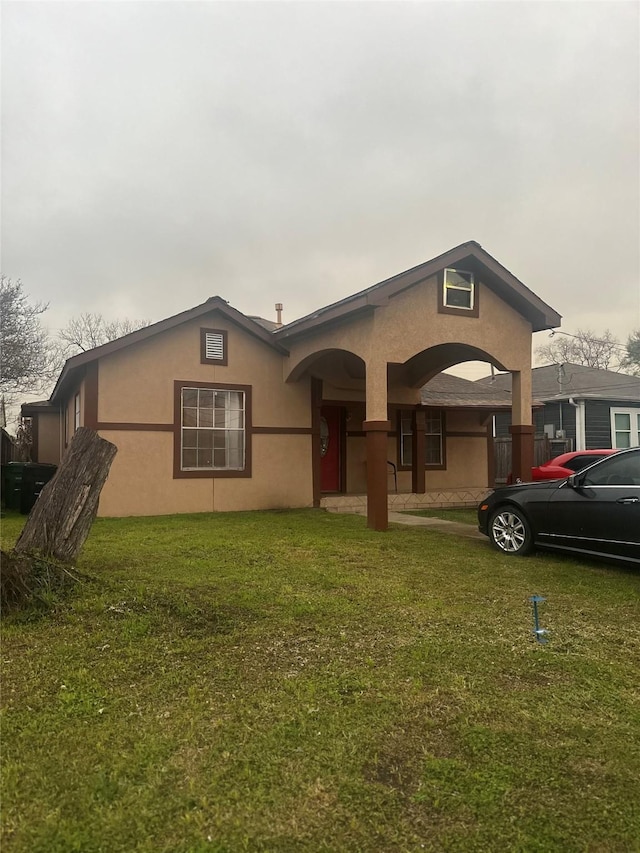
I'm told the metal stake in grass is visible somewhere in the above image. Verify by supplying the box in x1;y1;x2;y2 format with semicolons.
529;594;548;644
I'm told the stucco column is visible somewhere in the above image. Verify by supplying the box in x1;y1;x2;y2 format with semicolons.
510;370;534;482
364;421;391;531
365;358;389;531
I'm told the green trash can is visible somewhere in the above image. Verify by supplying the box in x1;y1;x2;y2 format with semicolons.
19;464;57;514
2;462;25;511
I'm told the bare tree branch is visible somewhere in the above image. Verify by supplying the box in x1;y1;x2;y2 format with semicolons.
535;328;622;371
0;276;57;397
621;329;640;375
57;313;150;356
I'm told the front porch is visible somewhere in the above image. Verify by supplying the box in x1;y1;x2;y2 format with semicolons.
320;486;491;514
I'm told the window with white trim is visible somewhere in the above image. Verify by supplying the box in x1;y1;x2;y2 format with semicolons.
611;408;640;449
74;393;81;432
181;387;245;470
443;268;475;310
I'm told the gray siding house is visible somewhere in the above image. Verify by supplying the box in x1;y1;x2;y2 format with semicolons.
478;364;640;451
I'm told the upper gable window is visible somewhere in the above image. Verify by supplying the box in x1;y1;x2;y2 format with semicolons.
443;268;475;310
200;328;228;365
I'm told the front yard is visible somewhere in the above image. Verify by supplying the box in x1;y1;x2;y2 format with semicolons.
1;509;639;852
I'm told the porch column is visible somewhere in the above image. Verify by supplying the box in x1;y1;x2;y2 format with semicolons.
510;369;534;482
412;408;426;494
365;358;389;531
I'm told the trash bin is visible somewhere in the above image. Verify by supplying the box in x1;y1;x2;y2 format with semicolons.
1;462;25;511
19;464;57;514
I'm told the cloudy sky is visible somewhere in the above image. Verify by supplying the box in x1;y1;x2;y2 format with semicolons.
2;1;639;378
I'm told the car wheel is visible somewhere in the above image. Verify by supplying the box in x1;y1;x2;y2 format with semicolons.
489;506;533;556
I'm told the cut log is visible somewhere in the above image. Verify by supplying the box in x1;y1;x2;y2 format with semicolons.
14;427;117;564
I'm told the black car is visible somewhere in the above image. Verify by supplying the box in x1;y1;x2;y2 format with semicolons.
478;447;640;565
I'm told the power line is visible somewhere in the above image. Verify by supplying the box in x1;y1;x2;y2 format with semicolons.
544;328;631;353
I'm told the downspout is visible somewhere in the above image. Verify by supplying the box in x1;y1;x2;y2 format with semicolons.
568;397;585;451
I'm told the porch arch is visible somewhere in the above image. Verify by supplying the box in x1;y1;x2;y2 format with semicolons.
401;343;508;388
286;347;366;384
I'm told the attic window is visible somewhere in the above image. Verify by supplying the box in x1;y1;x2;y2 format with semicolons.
200;328;228;365
443;268;475;310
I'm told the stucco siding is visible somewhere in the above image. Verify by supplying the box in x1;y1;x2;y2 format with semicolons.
212;434;313;511
97;316;311;428
36;411;62;465
287;276;533;384
93;316;314;516
97;431;314;517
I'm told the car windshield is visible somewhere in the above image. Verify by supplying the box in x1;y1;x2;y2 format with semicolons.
581;451;640;486
563;454;608;473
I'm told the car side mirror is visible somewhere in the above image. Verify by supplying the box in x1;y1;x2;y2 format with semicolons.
567;473;580;489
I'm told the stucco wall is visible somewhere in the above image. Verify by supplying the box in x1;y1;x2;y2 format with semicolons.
287;276;532;367
343;409;490;494
94;314;312;517
36;411;62;465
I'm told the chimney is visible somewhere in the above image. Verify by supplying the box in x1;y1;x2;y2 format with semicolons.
275;303;283;327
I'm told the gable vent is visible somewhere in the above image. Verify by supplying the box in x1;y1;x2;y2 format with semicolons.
205;332;224;360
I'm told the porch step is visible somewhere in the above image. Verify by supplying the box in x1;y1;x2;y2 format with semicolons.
321;488;491;514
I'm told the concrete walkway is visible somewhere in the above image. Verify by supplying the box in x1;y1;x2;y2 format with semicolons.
388;511;485;540
327;506;485;540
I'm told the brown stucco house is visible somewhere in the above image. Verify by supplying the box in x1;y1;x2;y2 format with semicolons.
23;241;561;529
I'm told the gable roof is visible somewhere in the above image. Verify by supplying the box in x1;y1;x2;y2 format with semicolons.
477;363;640;403
50;296;288;403
275;241;561;341
421;372;516;409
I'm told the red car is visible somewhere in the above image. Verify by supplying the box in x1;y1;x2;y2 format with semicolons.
509;449;619;484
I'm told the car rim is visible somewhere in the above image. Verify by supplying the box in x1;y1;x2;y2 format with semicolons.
492;511;526;553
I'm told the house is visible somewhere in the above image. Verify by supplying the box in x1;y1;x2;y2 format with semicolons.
22;241;560;529
1;427;16;464
479;363;640;451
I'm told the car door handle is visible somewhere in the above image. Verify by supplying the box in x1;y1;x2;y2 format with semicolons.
617;497;640;504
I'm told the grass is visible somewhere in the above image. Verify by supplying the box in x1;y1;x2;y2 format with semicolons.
1;508;639;852
399;507;478;525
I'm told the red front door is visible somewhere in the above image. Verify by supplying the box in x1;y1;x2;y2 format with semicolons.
320;406;343;492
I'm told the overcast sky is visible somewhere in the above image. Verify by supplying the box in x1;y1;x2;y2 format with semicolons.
2;1;639;379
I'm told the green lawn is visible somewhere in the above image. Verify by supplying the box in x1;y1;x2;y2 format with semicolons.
2;509;639;852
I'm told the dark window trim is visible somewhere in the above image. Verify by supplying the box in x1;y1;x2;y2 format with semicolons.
173;380;252;479
437;269;480;318
396;407;446;470
200;328;228;366
426;408;446;470
396;406;415;471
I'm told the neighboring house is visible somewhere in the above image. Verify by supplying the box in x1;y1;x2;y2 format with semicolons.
21;241;560;529
1;427;16;464
479;363;640;451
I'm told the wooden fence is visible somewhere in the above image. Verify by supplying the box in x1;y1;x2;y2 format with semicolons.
493;436;572;484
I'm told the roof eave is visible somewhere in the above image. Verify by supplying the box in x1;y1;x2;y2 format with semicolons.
275;241;561;341
50;297;288;403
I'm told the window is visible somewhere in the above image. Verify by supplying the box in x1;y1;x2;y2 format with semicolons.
181;386;245;471
399;409;445;467
610;408;640;449
425;410;443;465
443;268;475;310
200;328;228;365
564;454;610;473
582;451;640;486
399;413;413;466
74;393;81;432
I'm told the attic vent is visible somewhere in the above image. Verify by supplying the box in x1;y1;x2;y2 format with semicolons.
200;328;228;365
206;332;224;359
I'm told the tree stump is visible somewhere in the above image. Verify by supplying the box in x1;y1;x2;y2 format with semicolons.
14;427;117;564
